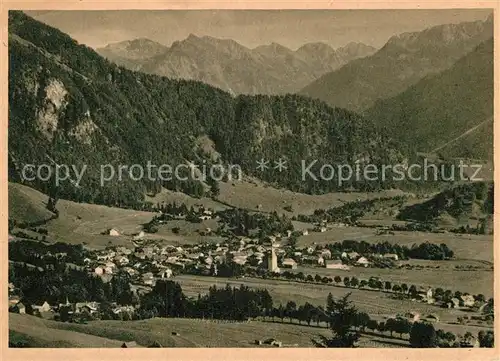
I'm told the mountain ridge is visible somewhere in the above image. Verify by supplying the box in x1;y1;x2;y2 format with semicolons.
96;36;377;95
365;37;493;160
299;17;493;112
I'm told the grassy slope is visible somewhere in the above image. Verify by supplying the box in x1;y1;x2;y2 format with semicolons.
216;179;410;216
9;183;154;248
10;313;411;348
8;183;55;225
9;313;128;347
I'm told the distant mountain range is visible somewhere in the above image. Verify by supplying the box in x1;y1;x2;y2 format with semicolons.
96;36;377;95
299;16;493;112
366;37;493;159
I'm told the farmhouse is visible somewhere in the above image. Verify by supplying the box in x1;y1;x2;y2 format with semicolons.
325;260;350;270
8;295;20;307
319;249;332;259
356;257;370;267
461;294;475;307
32;301;52;313
132;232;145;241
142;272;155;286
403;311;420;322
281;258;297;269
448;298;460;308
383;253;399;261
347;252;360;259
11;302;26;314
107;228;120;236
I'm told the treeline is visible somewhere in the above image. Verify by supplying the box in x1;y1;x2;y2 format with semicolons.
216;209;293;237
9;263;134;306
320;240;454;261
259;270;492;311
398;182;494;223
8;240;90;267
297;196;408;224
137;280;272;321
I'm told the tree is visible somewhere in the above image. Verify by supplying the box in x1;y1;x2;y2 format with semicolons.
278;304;285;322
401;283;408;294
210;181;220;198
377;321;386;334
343;277;350;287
367;319;378;333
385;281;392;292
434;287;444;300
354;312;370;332
474;293;486;303
350;277;359;288
285;301;297;323
394;318;411;338
392;284;402;293
409;322;437;348
385;318;397;337
478;330;494;348
444;332;456;344
320;293;360;347
334;276;342;284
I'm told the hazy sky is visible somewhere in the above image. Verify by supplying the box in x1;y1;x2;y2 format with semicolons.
26;9;492;50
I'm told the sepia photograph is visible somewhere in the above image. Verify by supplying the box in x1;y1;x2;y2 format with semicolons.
3;3;497;354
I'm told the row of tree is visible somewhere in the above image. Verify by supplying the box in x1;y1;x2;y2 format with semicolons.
317;239;454;261
258;270;490;311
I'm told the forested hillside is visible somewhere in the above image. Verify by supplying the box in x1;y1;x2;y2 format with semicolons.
299;17;493;112
366;38;493;159
8;11;403;208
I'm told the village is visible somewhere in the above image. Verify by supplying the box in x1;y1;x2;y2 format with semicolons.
8;202;493;336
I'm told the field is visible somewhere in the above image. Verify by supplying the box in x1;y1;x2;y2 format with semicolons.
173;275;493;332
10;313;412;348
293;265;493;297
9;313;127;347
8;183;55;224
216;179;411;216
297;226;494;262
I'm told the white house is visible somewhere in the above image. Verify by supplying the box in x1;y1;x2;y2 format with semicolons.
383;253;399;261
317;256;325;266
356;257;370;267
142;272;155;286
108;228;120;236
32;301;52;313
325;260;350;270
320;249;332;259
94;266;105;275
461;294;475;307
281;258;297;269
